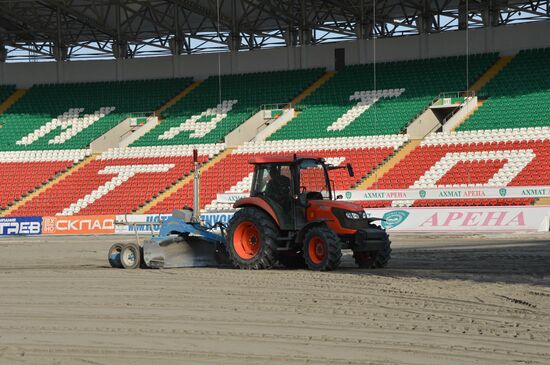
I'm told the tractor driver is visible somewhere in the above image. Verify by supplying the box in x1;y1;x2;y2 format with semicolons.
265;165;292;211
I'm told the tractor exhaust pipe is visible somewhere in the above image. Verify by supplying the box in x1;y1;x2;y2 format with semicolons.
193;149;200;222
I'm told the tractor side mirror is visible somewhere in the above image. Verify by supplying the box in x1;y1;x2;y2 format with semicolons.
346;163;354;177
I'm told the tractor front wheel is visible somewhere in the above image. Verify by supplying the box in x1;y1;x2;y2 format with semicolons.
302;226;342;271
353;237;392;269
227;207;278;269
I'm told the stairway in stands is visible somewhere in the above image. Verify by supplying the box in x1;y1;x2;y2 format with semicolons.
0;86;25;115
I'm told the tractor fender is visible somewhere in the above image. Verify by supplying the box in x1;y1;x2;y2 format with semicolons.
234;197;280;226
296;219;332;244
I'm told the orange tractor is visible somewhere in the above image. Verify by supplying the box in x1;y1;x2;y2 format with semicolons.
226;155;391;271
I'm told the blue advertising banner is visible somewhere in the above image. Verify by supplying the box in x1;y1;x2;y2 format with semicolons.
114;213;235;234
0;216;42;236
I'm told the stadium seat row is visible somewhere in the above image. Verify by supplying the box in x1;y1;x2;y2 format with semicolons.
0;78;193;151
460;48;550;131
10;145;224;217
269;53;498;140
362;127;550;207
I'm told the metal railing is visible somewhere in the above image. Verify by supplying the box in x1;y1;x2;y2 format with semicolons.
438;91;476;125
256;102;293;134
115;111;158;142
119;110;158;119
437;90;476;100
261;102;292;113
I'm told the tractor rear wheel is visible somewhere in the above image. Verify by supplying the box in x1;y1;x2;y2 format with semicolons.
353;238;392;268
302;226;342;271
227;207;278;269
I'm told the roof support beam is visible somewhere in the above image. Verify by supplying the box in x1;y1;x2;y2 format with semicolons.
0;0;549;61
42;0;118;39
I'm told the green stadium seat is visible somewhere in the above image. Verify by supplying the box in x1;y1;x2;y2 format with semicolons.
460;48;550;131
269;54;498;140
130;68;325;146
0;78;193;151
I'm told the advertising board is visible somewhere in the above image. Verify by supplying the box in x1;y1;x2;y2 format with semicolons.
42;215;116;235
0;216;42;236
366;206;550;232
1;207;546;237
217;186;550;203
113;207;549;234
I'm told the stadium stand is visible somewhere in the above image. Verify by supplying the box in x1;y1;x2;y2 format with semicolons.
268;53;498;140
361;127;550;207
459;48;550;130
147;135;408;213
0;78;193;151
3;49;550;216
10;145;224;217
0;150;89;210
130;68;325;147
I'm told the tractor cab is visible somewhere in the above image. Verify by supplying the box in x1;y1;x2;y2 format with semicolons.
246;155;348;230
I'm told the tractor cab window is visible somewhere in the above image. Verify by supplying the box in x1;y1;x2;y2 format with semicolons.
298;160;331;200
252;164;293;210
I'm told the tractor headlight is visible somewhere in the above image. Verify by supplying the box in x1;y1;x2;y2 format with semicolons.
345;211;362;220
332;208;368;229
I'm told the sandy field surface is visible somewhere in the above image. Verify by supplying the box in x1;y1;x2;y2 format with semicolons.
0;233;549;365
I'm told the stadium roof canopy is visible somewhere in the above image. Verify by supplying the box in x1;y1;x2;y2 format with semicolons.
0;0;548;62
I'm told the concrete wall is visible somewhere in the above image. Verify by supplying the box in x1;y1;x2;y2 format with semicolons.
90;116;159;152
254;109;295;142
443;96;478;132
118;117;158;148
224;109;265;147
2;21;550;87
89;117;134;153
407;108;441;139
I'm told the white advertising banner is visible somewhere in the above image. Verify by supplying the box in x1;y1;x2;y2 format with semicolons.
115;207;549;234
366;206;550;232
115;214;170;234
217;186;550;203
